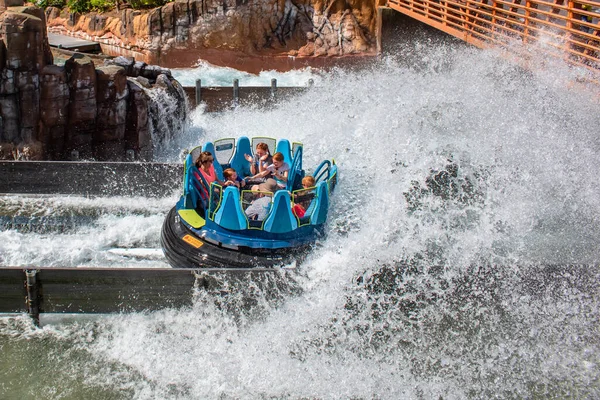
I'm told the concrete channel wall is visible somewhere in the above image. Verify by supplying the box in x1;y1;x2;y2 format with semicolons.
0;161;181;197
0;267;284;326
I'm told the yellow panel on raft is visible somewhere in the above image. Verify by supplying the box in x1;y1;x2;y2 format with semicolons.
177;209;205;228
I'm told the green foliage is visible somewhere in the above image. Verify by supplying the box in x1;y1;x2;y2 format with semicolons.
38;0;171;13
128;0;171;9
90;0;114;12
66;0;91;13
39;0;170;12
35;0;66;9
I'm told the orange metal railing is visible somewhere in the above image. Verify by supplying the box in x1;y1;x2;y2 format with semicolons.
387;0;600;72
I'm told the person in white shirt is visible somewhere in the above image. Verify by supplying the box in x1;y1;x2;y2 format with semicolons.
244;194;272;221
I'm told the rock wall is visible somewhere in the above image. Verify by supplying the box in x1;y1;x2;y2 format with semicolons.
45;0;383;70
0;4;186;161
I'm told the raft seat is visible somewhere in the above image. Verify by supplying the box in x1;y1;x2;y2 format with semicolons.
308;181;329;225
263;191;298;233
298;197;317;225
184;153;210;210
213;186;247;230
202;142;224;181
229;136;253;178
275;139;293;166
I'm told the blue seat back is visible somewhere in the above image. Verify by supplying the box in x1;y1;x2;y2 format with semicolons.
183;153;196;208
309;181;329;225
213;186;247;230
263;190;298;233
275;139;293;166
202;142;224;181
230;136;253;178
213;138;235;165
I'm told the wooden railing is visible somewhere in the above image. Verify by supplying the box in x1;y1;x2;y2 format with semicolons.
387;0;600;72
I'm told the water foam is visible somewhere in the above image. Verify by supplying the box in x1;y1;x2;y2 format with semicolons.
2;40;600;398
171;60;321;87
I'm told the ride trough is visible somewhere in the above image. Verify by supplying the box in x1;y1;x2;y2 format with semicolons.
160;136;338;268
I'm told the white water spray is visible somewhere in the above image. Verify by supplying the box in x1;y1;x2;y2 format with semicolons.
1;39;600;399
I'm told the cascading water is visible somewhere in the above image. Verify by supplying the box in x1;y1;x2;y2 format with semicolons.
1;37;600;398
146;78;190;162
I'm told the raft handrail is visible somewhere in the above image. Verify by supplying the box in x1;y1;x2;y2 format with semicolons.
183;153;210;210
292;186;318;227
241;189;273;230
327;165;338;194
313;160;332;184
207;182;223;221
287;145;304;191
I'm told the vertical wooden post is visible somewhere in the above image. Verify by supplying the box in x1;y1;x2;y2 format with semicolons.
442;0;448;27
25;269;40;327
376;6;383;54
70;150;79;161
524;0;532;43
465;0;473;34
270;78;277;100
195;79;202;107
566;1;574;30
233;79;240;107
307;78;314;87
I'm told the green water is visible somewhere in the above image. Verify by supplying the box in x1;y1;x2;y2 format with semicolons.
0;317;128;400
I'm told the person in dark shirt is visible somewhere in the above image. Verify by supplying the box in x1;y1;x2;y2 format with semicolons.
223;168;246;189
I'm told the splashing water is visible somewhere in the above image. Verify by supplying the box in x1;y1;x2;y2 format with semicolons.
171;60;321;87
1;38;600;399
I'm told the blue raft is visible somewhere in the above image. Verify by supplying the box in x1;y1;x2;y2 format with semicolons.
160;136;338;268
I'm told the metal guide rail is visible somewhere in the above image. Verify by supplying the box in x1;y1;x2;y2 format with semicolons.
0;161;181;197
0;267;284;326
387;0;600;73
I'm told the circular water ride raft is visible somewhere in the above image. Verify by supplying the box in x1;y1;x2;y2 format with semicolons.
160;136;338;269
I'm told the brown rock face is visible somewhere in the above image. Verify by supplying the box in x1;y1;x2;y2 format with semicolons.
0;0;24;12
0;7;51;156
45;0;379;71
0;6;187;161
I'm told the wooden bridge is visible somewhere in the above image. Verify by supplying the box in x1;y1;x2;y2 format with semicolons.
385;0;600;73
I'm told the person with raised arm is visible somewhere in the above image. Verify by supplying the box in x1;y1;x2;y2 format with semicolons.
244;142;272;176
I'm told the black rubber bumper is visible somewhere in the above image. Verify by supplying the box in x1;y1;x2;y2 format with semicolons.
160;207;305;268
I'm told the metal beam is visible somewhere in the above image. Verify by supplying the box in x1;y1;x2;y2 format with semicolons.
0;161;181;197
0;267;285;321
